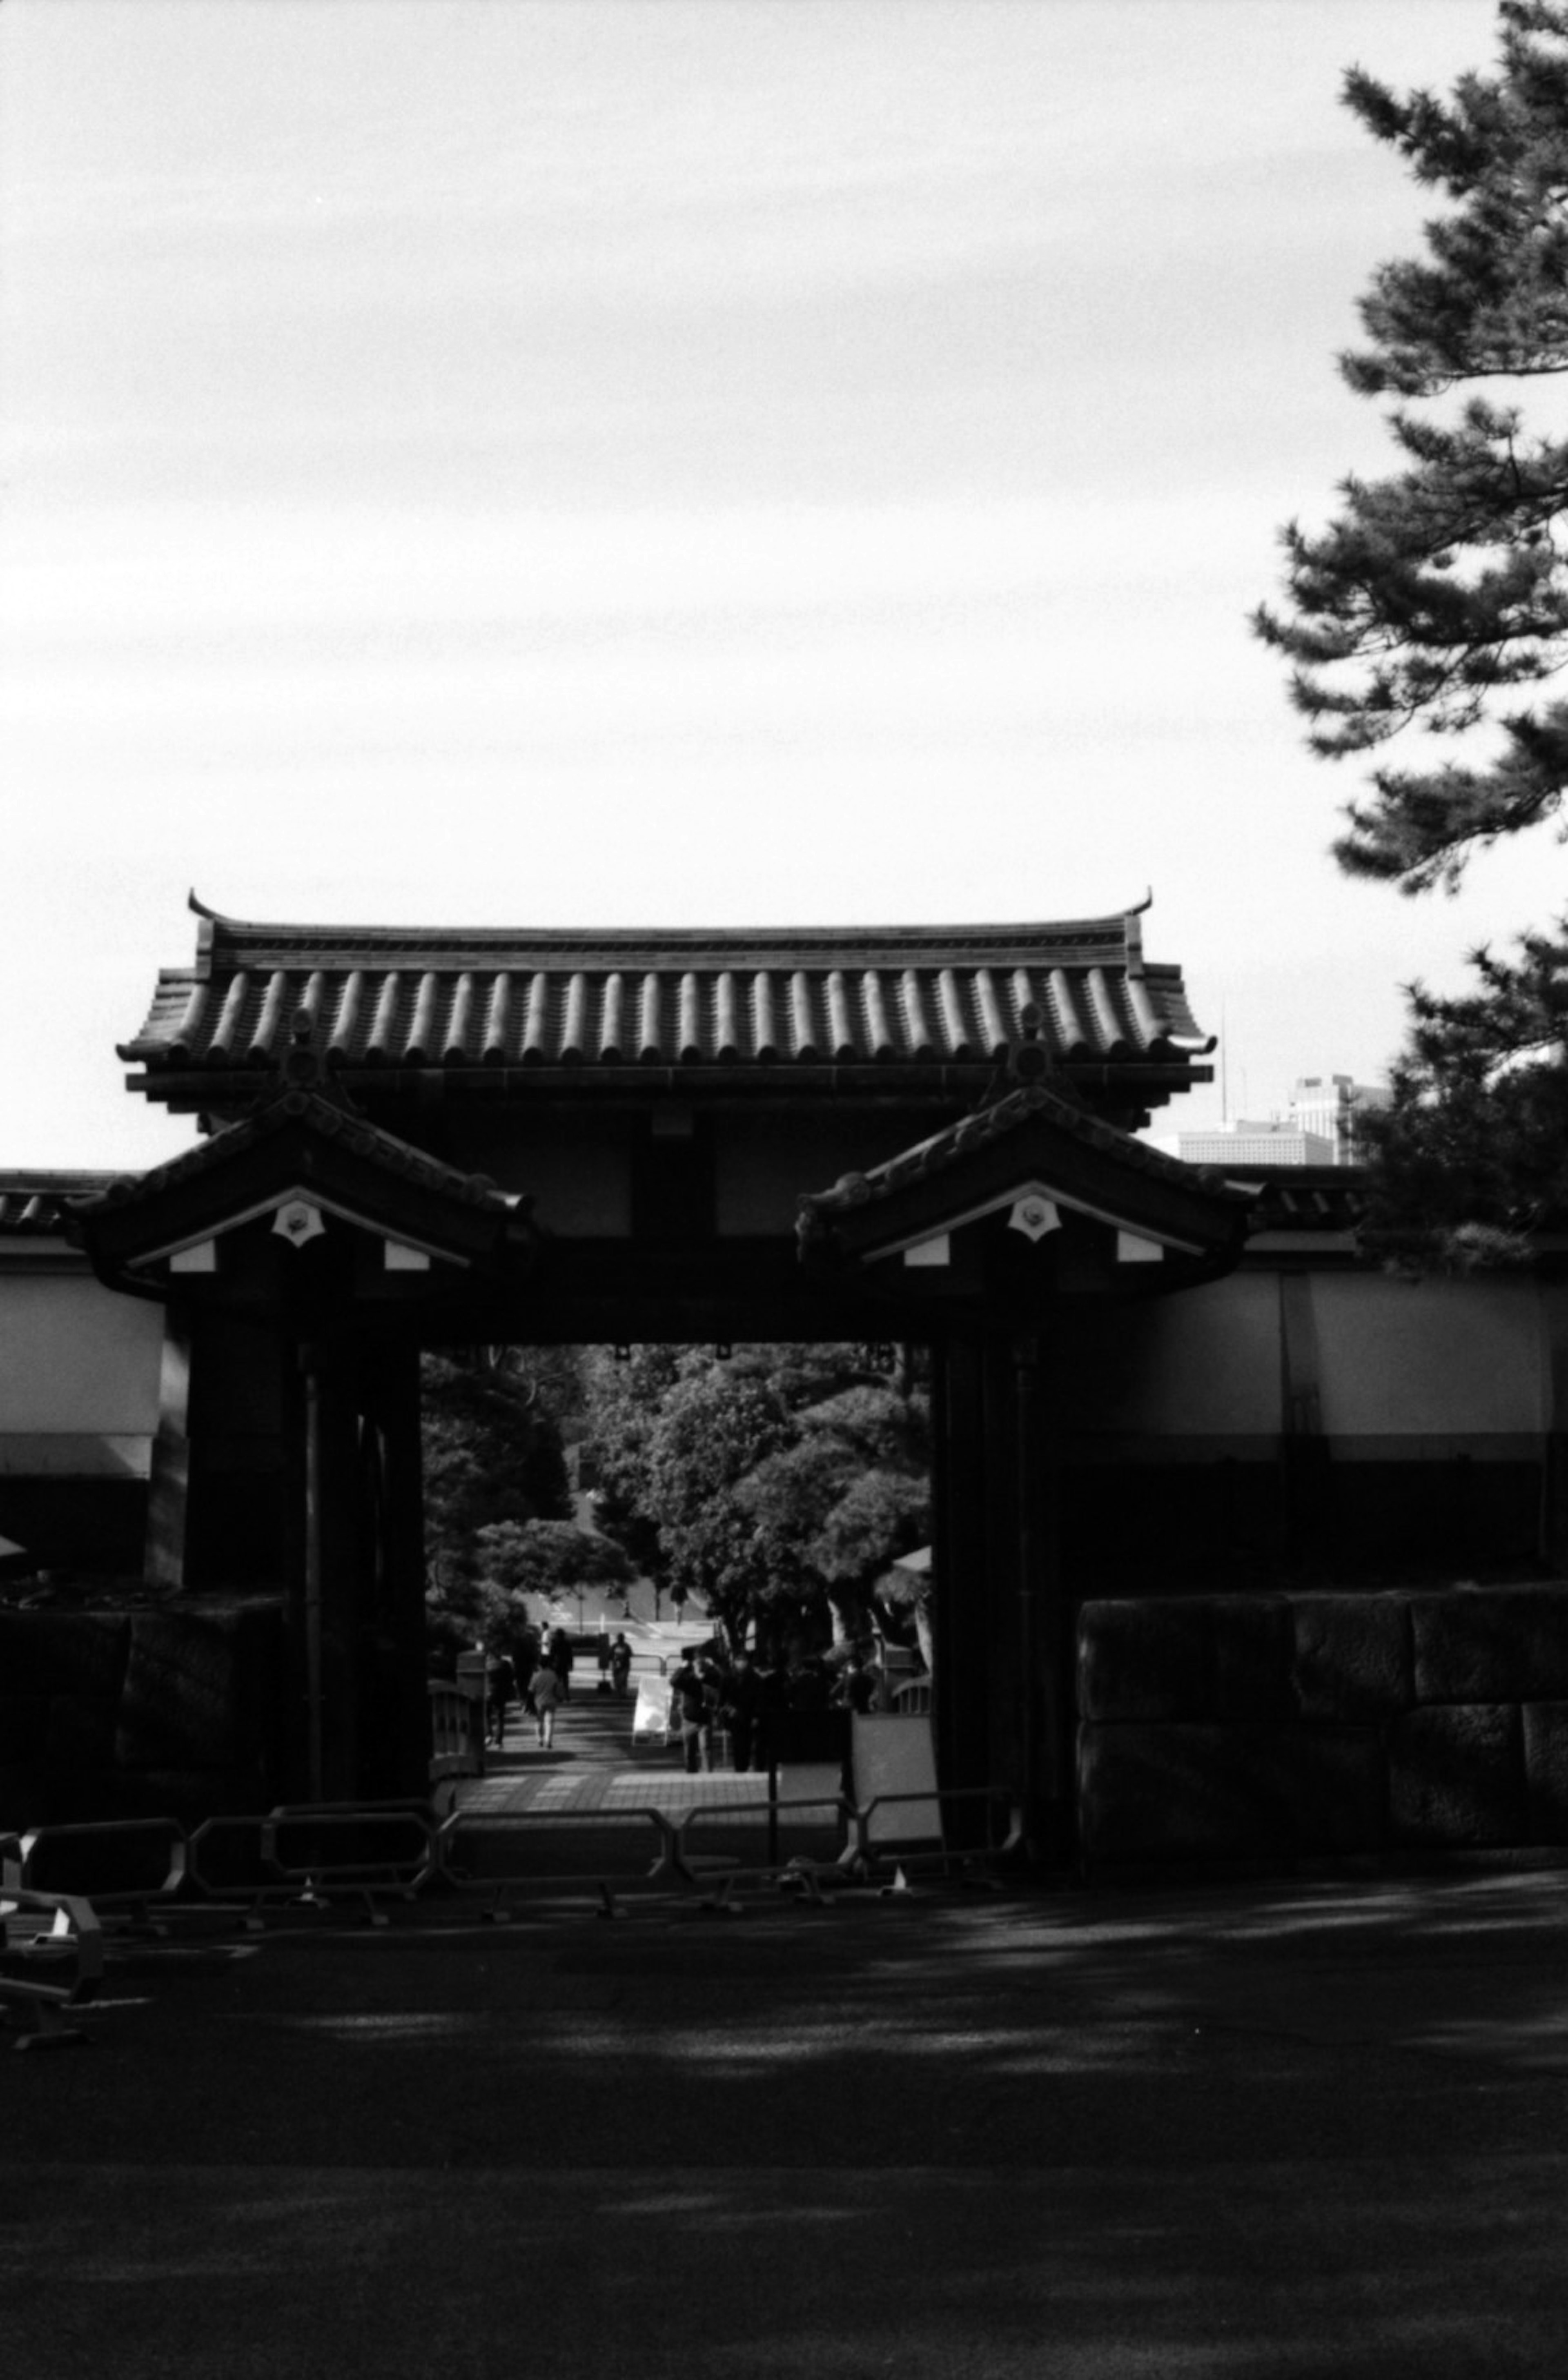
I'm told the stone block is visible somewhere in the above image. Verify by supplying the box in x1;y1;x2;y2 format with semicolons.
43;1696;118;1768
113;1766;271;1823
1076;1598;1213;1723
1078;1721;1295;1864
39;1763;268;1829
0;1697;50;1766
1292;1594;1412;1722
1209;1595;1293;1720
1288;1727;1387;1857
115;1608;272;1771
1388;1704;1525;1848
0;1611;130;1700
0;1764;45;1832
1523;1703;1568;1845
1410;1583;1568;1705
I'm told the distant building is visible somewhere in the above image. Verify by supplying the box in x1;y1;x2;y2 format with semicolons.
1288;1075;1389;1164
1177;1119;1336;1168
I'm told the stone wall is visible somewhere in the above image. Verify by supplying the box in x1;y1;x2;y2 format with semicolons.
1077;1583;1568;1867
0;1601;284;1831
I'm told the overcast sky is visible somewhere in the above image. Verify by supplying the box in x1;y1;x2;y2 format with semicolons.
0;0;1534;1168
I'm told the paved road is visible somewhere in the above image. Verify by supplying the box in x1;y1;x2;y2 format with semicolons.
461;1667;842;1875
6;1862;1568;2376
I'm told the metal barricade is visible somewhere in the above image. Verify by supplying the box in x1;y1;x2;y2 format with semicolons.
6;1817;191;1932
0;1873;105;2049
434;1803;686;1918
840;1785;1023;1880
669;1783;1022;1906
258;1801;439;1927
185;1801;439;1928
674;1786;851;1884
429;1678;485;1781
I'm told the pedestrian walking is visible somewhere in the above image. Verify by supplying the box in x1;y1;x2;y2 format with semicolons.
608;1632;633;1699
718;1647;762;1772
668;1652;717;1774
549;1626;575;1701
530;1658;563;1749
486;1650;517;1748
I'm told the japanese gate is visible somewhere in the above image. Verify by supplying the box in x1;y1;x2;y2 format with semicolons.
71;896;1247;1851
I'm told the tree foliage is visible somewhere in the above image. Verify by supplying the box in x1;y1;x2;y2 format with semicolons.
422;1349;576;1659
583;1346;930;1647
1255;3;1568;1249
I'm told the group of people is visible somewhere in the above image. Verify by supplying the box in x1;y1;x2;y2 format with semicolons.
484;1624;637;1750
485;1624;573;1750
665;1641;886;1775
482;1625;900;1769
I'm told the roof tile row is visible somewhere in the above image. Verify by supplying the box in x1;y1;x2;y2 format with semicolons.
129;957;1194;1073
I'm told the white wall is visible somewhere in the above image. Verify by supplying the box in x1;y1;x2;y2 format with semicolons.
0;1271;163;1473
1310;1272;1543;1444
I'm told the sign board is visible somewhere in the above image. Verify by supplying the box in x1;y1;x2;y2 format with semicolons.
632;1674;670;1747
851;1713;942;1846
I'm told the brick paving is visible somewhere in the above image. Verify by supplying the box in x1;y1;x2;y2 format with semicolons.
454;1672;846;1873
458;1669;779;1819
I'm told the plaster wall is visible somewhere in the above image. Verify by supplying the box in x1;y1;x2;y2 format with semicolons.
0;1272;163;1467
1063;1269;1549;1456
1059;1273;1282;1443
1309;1272;1543;1444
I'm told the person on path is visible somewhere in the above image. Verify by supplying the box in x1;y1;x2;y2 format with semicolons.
608;1632;633;1699
530;1659;564;1749
486;1650;517;1748
549;1626;575;1701
719;1648;762;1772
668;1652;717;1774
515;1624;541;1714
834;1653;877;1717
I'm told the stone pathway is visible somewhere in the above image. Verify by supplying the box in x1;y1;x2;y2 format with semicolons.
454;1670;845;1872
458;1667;776;1819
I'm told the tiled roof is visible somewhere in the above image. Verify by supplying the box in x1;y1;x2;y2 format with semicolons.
69;1082;537;1291
0;1173;120;1233
799;1083;1250;1248
76;1089;517;1221
1196;1164;1370;1236
120;897;1210;1083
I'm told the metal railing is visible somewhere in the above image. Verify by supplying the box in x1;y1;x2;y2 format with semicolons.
429;1678;486;1780
0;1836;104;2049
0;1781;1027;1954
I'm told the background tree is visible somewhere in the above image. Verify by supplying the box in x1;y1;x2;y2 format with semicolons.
422;1349;577;1661
583;1345;930;1648
467;1515;634;1639
1254;2;1568;1256
735;1380;930;1641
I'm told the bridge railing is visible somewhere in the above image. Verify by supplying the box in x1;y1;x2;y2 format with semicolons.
429;1678;486;1780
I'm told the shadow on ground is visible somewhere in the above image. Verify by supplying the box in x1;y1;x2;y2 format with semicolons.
4;1868;1568;2377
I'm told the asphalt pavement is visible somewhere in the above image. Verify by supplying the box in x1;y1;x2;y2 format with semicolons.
5;1857;1568;2377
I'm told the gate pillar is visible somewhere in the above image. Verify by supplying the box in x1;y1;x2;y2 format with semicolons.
287;1333;428;1806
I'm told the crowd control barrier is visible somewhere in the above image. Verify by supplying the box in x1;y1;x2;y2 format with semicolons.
0;1839;105;2049
4;1817;190;1932
0;1778;1028;1955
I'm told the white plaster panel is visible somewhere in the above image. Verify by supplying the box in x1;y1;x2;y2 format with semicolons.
0;1274;164;1433
1310;1274;1544;1438
0;1434;151;1478
1062;1273;1282;1437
